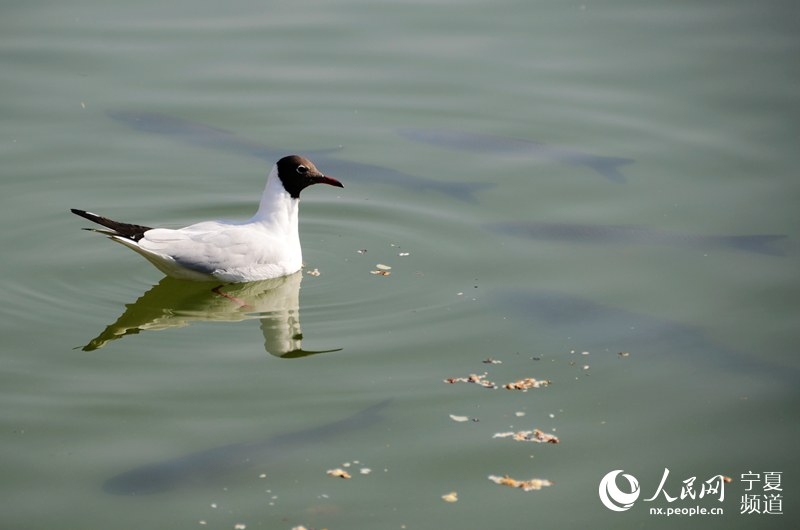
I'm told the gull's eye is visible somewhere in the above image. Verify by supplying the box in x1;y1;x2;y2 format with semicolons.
296;165;309;175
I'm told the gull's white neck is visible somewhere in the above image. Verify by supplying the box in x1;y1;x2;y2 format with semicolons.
251;166;300;234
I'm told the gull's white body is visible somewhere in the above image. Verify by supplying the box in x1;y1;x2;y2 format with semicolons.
113;169;301;282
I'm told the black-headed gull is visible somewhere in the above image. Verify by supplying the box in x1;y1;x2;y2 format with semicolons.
71;155;342;282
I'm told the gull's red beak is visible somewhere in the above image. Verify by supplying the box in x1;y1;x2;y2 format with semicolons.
313;174;343;188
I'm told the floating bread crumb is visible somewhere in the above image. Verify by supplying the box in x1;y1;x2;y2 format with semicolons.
326;468;352;479
493;429;560;444
488;474;553;491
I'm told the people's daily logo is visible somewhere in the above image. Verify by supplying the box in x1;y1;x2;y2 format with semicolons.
598;470;640;511
598;468;783;518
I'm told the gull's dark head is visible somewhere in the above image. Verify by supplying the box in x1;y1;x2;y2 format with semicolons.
276;155;343;198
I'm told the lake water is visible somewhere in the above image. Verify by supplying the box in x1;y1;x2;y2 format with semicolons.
2;1;798;528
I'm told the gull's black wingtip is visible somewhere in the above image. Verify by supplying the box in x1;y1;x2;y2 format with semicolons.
69;209;153;241
71;208;98;223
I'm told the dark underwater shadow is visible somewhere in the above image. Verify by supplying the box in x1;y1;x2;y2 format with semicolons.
485;221;789;256
104;399;392;495
492;289;795;386
108;111;495;204
398;127;634;183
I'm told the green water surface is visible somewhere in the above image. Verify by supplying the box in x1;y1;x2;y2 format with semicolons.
1;1;798;528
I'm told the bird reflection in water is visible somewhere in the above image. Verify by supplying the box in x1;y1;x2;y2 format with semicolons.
81;272;339;358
